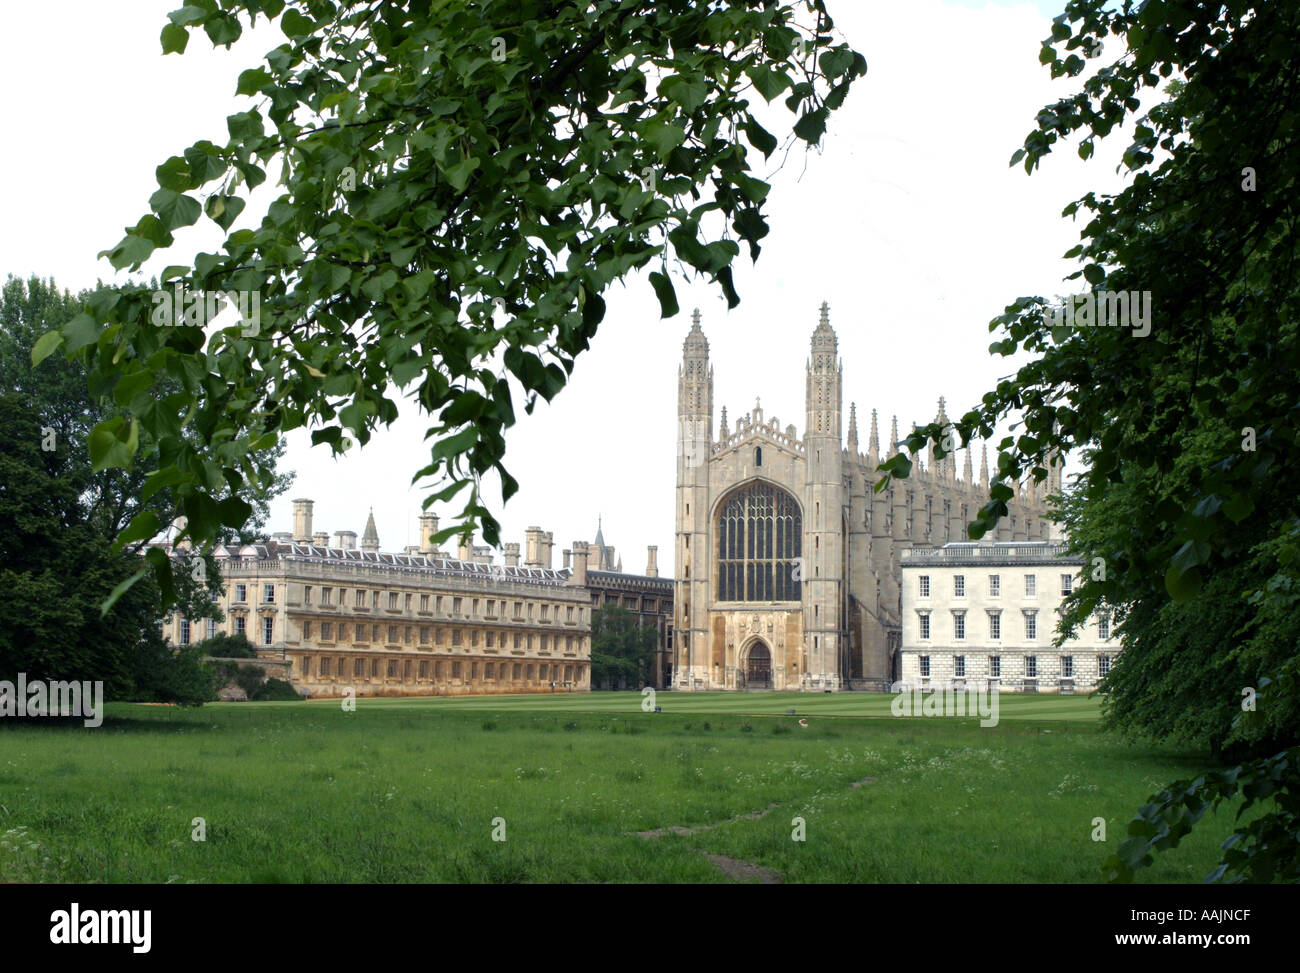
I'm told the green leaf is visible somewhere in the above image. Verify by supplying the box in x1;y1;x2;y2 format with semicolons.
642;121;686;159
150;188;202;231
743;119;778;157
236;67;272;95
280;8;315;36
161;23;189;54
30;330;63;366
61;313;100;353
648;271;679;318
101;568;151;618
88;417;140;472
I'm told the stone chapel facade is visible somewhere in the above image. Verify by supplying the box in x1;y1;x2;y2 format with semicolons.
672;304;1062;692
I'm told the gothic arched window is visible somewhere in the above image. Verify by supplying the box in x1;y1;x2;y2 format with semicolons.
716;482;802;602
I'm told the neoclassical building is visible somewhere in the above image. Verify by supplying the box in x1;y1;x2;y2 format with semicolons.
673;304;1062;692
899;541;1119;692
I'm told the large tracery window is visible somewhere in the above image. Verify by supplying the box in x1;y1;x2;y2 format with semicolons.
716;482;802;602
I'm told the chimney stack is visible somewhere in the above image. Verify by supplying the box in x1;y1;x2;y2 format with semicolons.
292;498;314;543
541;531;554;569
562;549;571;570
458;535;473;562
504;542;520;567
418;512;439;555
567;541;589;587
646;545;658;577
524;527;544;568
312;532;329;547
334;530;357;550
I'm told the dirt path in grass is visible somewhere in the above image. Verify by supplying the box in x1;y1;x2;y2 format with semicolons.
633;774;879;883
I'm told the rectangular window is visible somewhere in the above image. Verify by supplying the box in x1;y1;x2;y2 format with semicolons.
486;599;495;616
389;592;398;609
420;626;429;644
180;619;190;645
955;656;965;678
919;656;930;678
1098;615;1110;640
1024;611;1037;640
322;587;332;606
452;629;462;646
207;619;217;639
487;632;495;648
514;633;522;649
419;661;429;679
1099;655;1111;677
354;658;365;677
988;612;1001;640
566;606;574;621
264;583;275;604
918;613;930;640
1062;656;1074;678
338;623;348;642
304;586;312;605
371;590;379;608
388;625;397;644
1024;574;1037;596
452;661;462;679
513;663;522;680
1060;573;1073;597
235;616;246;636
355;589;365;607
989;574;1000;597
404;626;412;644
472;598;479;616
453;597;463;614
303;620;312;640
371;624;379;642
435;627;444;645
919;575;930;598
954;575;965;597
321;657;331;676
953;611;966;640
302;656;311;676
262;616;273;645
322;622;332;641
420;594;430;612
1026;655;1038;678
388;660;398;678
471;630;479;647
989;656;1001;678
236;583;247;602
514;601;523;617
405;594;412;611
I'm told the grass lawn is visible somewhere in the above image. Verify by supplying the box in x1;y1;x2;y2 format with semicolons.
0;692;1233;883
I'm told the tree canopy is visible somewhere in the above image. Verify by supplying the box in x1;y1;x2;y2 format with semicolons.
33;0;866;611
876;0;1299;882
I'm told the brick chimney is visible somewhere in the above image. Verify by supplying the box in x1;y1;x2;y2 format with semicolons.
646;545;658;577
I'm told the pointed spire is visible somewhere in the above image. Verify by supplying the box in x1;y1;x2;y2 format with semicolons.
719;405;729;438
935;395;949;424
846;403;859;453
819;300;829;327
868;408;880;457
691;307;701;329
980;443;990;487
361;507;380;553
963;445;973;483
889;415;899;456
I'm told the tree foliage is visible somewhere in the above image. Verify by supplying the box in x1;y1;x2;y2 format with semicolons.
875;0;1300;882
590;604;657;688
36;0;866;611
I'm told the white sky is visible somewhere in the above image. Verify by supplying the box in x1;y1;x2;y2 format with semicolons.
1;0;1126;576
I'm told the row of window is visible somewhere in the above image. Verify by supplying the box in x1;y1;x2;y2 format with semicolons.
306;656;580;683
917;610;1110;641
176;615;273;646
917;573;1073;599
300;620;582;653
919;654;1111;679
234;583;585;624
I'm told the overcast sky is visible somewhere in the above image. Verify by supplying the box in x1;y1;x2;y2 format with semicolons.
1;0;1126;575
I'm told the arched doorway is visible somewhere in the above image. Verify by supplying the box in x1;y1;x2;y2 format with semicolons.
744;641;772;689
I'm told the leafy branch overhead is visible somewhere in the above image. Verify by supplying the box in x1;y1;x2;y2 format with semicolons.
33;0;866;610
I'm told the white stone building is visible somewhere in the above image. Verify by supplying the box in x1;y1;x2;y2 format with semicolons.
899;541;1119;693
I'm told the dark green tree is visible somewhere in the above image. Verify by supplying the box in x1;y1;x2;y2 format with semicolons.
878;0;1300;882
590;604;657;689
